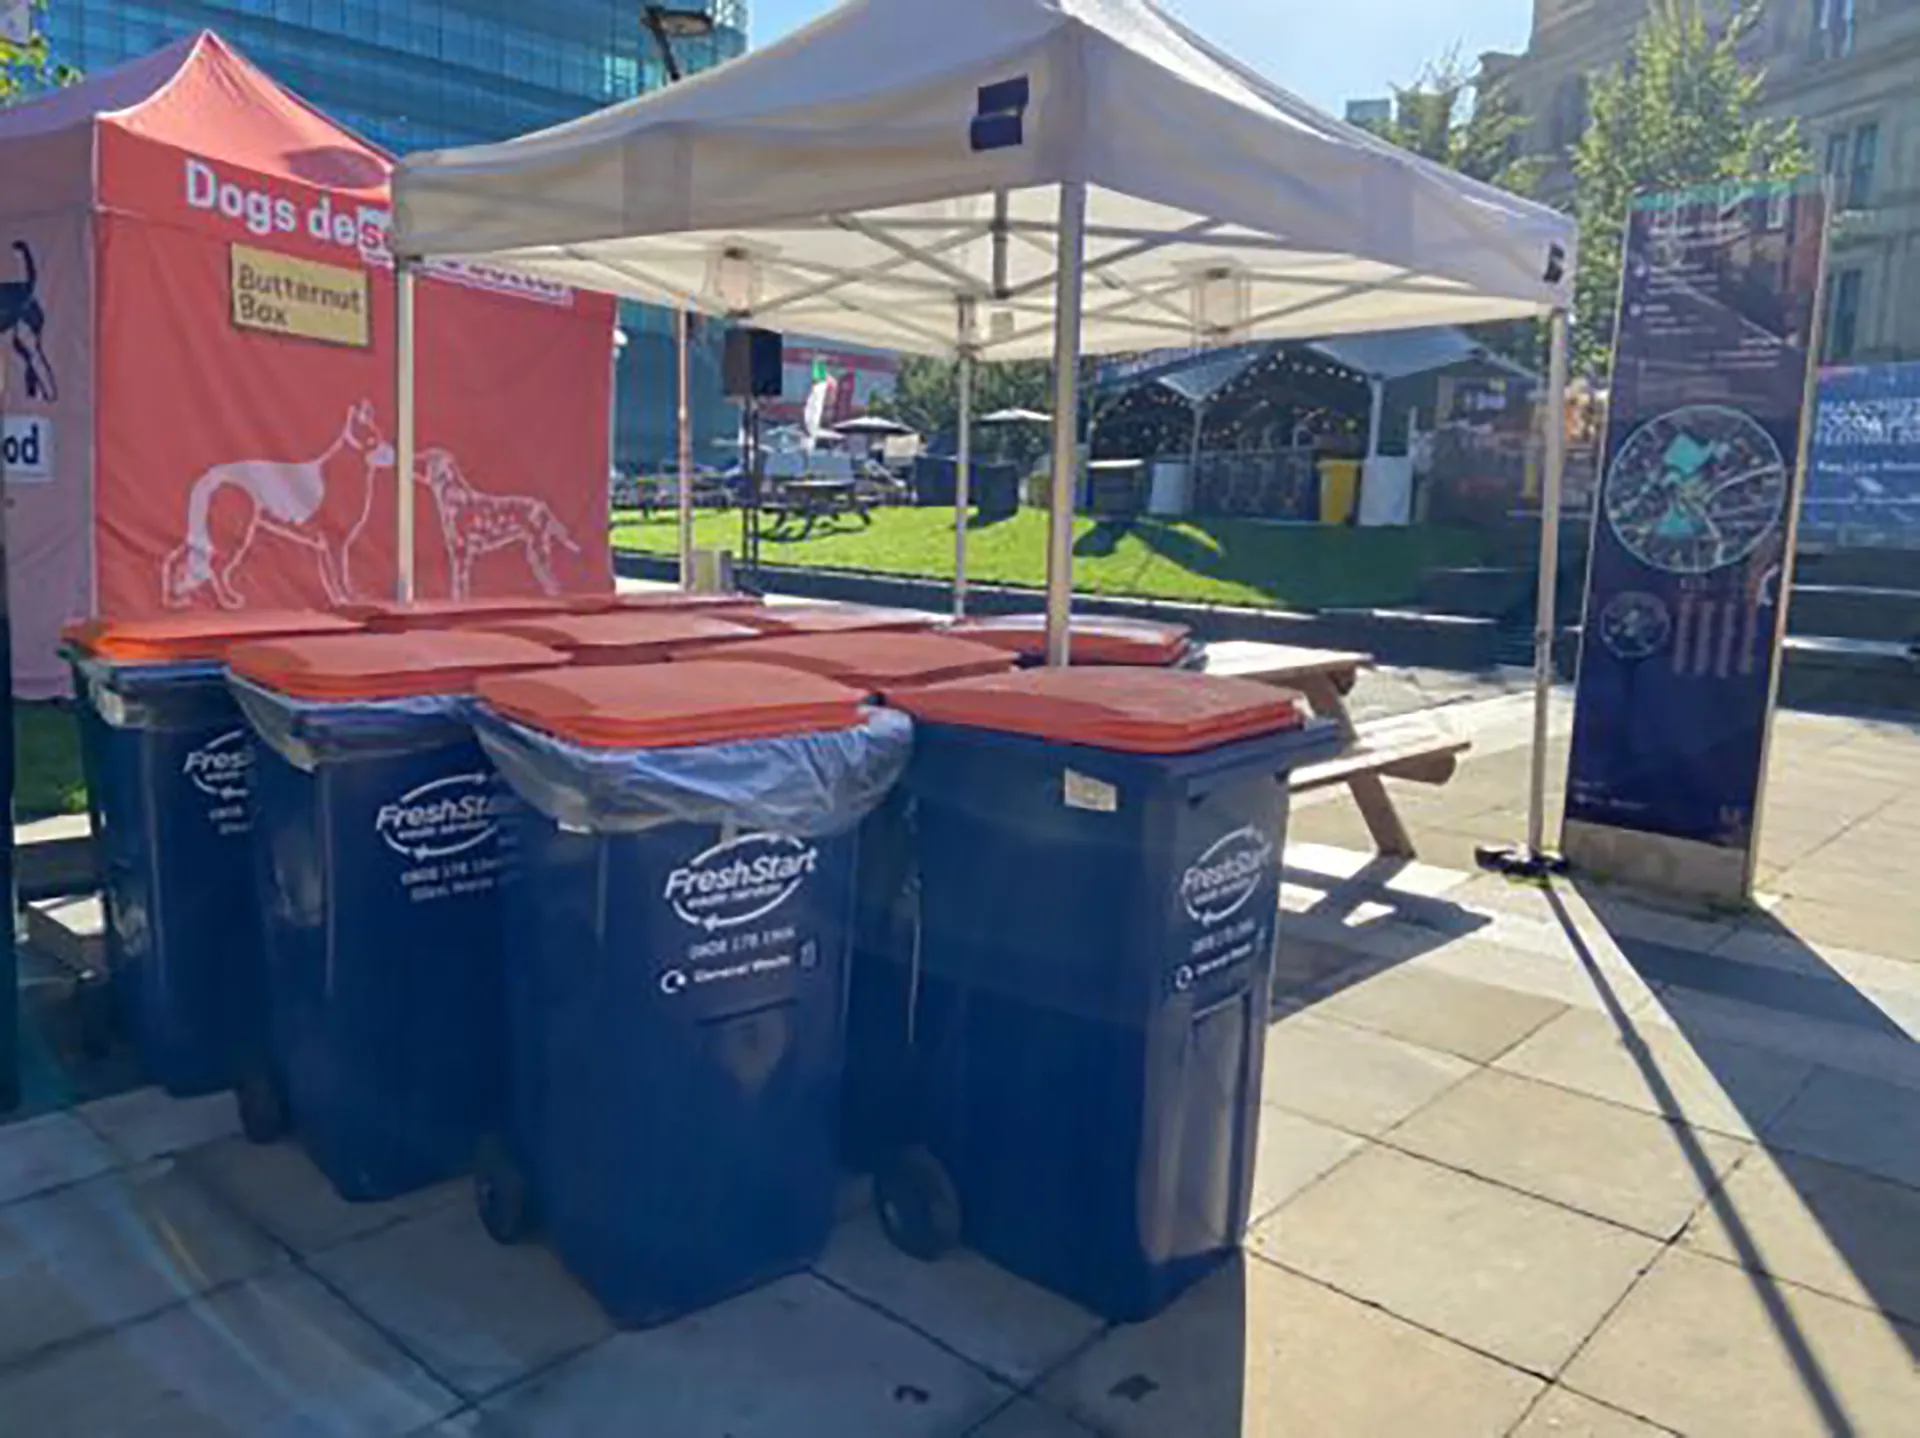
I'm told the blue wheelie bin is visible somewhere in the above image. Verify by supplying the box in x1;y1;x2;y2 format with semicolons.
60;610;363;1094
225;631;567;1200
719;632;1018;1169
947;614;1206;670
476;611;761;667
886;666;1340;1322
469;661;910;1326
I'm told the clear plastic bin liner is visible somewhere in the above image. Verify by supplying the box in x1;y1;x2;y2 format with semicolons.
229;675;485;773
473;706;913;838
69;654;231;731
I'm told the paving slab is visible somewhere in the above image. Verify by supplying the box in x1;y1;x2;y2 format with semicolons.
1385;1067;1749;1240
1493;1007;1815;1140
1762;895;1918;960
964;1399;1097;1438
1509;1387;1676;1436
1763;1066;1920;1191
470;1274;1010;1437
0;1111;117;1207
306;1200;614;1401
1249;1107;1366;1224
1268;932;1374;996
1681;1149;1920;1326
0;1268;458;1438
1251;1145;1660;1375
0;1158;285;1367
1646;985;1920;1095
77;1087;241;1166
1259;1011;1473;1137
814;1212;1104;1388
1404;927;1667;1018
179;1135;463;1256
1038;1256;1543;1438
1563;1247;1920;1438
1301;962;1567;1063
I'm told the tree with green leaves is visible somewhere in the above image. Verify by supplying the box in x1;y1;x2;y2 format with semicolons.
1368;52;1541;199
1;5;75;107
871;357;1055;465
1571;1;1808;377
1362;54;1546;368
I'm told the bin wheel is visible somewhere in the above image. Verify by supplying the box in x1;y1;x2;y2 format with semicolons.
236;1072;289;1145
475;1138;535;1246
875;1146;961;1262
72;969;115;1061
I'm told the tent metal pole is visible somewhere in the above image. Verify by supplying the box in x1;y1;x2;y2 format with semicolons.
395;258;418;602
1044;180;1088;668
1526;309;1571;857
955;352;974;618
954;297;977;618
677;310;695;587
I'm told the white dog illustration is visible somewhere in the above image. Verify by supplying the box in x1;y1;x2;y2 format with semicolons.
415;447;580;598
162;400;395;609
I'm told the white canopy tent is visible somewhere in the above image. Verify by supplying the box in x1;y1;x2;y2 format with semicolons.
391;0;1580;861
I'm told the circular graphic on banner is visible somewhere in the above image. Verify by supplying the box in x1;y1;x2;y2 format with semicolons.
1604;405;1788;575
1598;591;1673;661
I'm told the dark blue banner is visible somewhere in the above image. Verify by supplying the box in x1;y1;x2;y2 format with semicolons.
1566;179;1827;859
1804;361;1920;545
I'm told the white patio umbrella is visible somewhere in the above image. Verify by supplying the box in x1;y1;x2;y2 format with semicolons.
391;0;1579;864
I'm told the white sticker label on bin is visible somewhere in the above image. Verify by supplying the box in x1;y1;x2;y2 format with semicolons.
183;729;251;804
375;773;510;862
664;832;819;931
1180;826;1275;927
1062;770;1119;814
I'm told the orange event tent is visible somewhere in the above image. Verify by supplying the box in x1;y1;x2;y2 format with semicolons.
0;32;615;696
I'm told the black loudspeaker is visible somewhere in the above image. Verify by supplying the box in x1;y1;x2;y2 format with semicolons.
724;328;784;398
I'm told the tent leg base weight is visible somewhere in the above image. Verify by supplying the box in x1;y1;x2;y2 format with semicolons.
1475;843;1570;881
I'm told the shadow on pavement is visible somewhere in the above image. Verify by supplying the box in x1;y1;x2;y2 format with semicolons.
1270;855;1493;1006
1560;886;1920;1389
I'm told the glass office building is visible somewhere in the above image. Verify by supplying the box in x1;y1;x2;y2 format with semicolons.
40;0;750;470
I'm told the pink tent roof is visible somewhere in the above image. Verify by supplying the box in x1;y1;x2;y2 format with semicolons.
0;30;387;195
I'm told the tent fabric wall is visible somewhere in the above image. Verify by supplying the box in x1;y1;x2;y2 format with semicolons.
93;144;613;617
0;32;614;695
1;210;96;698
0;122;98;699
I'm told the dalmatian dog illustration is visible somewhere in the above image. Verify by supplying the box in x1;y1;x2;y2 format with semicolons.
1;241;57;402
415;447;579;598
161;400;395;609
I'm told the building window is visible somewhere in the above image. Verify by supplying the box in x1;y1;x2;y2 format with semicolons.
1825;130;1850;184
1549;74;1588;149
1849;123;1878;208
1811;0;1856;59
1826;268;1863;361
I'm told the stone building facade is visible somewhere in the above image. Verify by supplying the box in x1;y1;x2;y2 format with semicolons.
1480;0;1920;364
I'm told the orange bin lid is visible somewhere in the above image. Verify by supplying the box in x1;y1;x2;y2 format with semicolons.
587;591;765;615
947;613;1192;666
722;632;1017;698
478;660;868;749
228;631;567;701
477;612;761;663
339;596;584;632
61;609;363;665
892;667;1304;754
727;603;937;637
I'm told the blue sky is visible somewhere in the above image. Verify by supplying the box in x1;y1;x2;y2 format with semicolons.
748;0;1536;113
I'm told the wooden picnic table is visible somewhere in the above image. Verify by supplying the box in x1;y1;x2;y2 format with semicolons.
1206;641;1469;858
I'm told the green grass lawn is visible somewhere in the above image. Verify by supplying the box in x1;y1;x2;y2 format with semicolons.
612;507;1488;613
17;703;87;822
